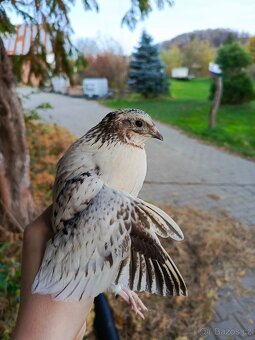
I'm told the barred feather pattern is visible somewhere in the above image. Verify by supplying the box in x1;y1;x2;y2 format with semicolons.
32;109;188;301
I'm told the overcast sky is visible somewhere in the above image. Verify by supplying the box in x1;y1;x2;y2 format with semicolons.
8;0;255;54
70;0;255;53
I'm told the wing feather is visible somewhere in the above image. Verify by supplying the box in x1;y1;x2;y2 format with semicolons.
138;201;184;240
32;172;187;300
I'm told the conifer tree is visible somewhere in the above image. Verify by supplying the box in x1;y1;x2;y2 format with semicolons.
129;31;169;97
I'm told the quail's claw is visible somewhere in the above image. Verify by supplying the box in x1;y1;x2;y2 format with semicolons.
131;291;148;311
119;287;147;319
134;307;145;319
118;290;129;304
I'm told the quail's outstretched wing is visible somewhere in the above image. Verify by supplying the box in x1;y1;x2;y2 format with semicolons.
32;173;187;301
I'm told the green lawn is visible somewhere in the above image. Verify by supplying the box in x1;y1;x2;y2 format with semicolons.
103;78;255;159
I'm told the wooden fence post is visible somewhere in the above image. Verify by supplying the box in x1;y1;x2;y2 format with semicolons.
209;76;222;129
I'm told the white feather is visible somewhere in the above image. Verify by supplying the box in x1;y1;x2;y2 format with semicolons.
32;110;187;300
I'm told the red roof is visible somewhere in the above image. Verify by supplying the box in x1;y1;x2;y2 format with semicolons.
3;24;52;56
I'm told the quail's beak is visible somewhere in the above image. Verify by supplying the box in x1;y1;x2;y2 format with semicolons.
151;127;163;141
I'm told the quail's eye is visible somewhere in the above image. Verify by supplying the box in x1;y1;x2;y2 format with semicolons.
135;120;143;128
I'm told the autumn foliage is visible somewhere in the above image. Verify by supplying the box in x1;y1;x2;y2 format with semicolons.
77;53;129;97
26;121;75;211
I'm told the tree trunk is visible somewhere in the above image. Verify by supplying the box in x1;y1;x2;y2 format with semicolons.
209;76;222;129
0;36;34;232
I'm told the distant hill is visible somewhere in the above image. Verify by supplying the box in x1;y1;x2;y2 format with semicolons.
160;29;249;50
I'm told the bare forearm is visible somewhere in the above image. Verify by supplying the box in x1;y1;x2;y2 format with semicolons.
12;295;93;340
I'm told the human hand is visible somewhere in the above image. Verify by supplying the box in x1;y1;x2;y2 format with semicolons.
12;206;93;340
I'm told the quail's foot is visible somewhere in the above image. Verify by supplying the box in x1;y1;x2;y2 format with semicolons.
118;287;148;319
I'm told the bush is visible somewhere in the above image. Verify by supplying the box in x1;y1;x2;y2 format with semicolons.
213;42;255;104
247;64;255;81
210;71;255;104
216;42;251;73
0;237;22;339
221;72;255;104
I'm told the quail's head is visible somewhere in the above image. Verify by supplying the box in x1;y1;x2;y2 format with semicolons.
91;108;163;147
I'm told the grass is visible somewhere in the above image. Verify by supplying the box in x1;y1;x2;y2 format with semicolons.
103;78;255;159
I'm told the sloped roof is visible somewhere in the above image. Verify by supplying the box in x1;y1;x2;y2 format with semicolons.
3;24;52;56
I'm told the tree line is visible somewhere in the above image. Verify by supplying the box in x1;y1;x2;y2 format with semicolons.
76;32;255;103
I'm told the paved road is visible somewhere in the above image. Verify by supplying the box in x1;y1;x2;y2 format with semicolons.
21;90;255;226
20;89;255;339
